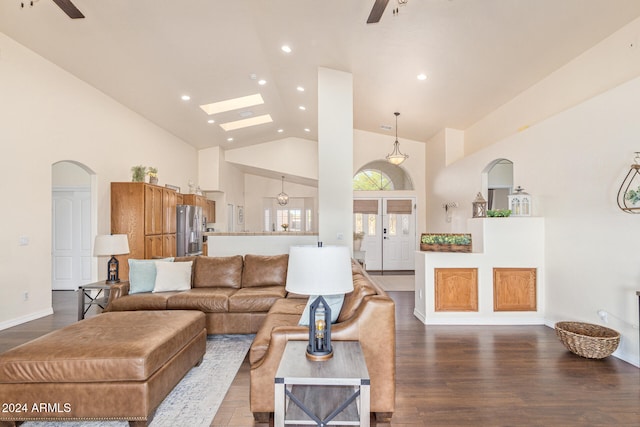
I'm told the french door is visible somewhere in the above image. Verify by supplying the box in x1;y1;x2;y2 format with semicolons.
354;197;416;271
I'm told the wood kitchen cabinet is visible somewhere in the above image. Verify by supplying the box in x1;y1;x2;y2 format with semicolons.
434;268;478;312
493;268;537;311
111;182;178;280
182;194;215;223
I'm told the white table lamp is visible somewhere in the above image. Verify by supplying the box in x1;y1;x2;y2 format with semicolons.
94;234;130;284
286;245;353;361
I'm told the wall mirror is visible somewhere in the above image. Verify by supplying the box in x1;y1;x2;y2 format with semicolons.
482;159;513;210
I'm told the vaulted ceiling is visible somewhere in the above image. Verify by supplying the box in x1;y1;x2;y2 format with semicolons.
2;0;640;150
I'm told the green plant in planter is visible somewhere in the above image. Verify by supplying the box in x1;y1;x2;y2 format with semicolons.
421;234;471;245
486;209;512;217
625;186;640;204
131;165;146;182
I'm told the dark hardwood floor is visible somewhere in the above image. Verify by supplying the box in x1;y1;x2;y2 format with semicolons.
1;291;638;427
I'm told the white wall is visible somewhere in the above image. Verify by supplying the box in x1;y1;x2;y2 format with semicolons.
426;76;640;366
354;129;427;232
318;68;353;246
243;175;318;232
0;33;197;329
465;16;640;155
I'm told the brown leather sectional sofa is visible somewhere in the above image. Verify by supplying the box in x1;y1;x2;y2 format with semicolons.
104;253;396;422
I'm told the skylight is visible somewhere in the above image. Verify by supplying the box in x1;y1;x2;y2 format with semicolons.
200;94;264;115
220;114;273;131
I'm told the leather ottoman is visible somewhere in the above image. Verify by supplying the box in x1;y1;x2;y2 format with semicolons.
0;310;206;427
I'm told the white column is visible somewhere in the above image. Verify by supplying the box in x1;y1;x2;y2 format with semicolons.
317;67;353;248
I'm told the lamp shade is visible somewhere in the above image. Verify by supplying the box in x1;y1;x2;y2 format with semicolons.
286;246;353;296
93;234;130;256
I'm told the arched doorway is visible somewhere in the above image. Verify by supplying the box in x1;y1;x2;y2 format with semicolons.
51;161;97;290
353;161;416;272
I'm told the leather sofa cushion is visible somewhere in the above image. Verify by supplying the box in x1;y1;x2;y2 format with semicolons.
249;313;301;365
193;255;243;288
0;311;205;383
337;272;377;322
242;254;288;287
166;288;236;312
107;291;182;311
229;286;287;313
268;297;308;315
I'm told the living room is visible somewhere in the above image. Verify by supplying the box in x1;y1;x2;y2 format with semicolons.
1;1;640;425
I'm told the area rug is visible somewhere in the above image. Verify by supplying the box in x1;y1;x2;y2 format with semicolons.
23;334;254;427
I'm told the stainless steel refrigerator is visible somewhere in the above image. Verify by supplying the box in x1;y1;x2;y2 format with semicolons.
176;204;203;256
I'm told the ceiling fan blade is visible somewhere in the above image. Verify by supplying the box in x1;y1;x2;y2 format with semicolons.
51;0;85;19
367;0;390;24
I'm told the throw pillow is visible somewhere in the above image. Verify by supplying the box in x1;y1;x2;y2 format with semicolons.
298;294;345;326
128;258;174;294
153;260;193;293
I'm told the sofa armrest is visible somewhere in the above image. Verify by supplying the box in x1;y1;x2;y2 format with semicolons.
104;281;130;312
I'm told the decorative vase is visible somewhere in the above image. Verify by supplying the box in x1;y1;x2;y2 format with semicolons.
149;176;158;185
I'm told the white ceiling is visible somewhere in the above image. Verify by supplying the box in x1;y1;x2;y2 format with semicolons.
2;0;640;150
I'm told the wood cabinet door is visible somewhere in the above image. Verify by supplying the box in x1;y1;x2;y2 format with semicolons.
145;235;163;259
493;268;537;311
435;268;478;312
163;234;176;257
206;200;216;223
163;188;177;234
144;185;163;236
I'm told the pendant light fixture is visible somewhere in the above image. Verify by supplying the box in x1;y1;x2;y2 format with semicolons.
277;175;289;206
386;112;408;166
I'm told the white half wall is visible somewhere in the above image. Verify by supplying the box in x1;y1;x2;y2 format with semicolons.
426;76;640;367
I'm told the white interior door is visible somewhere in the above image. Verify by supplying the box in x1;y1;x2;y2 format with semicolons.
52;188;92;290
354;199;382;270
354;197;416;271
382;198;416;270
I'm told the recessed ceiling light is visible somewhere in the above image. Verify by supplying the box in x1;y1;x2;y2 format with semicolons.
281;45;292;53
277;129;284;133
227;137;234;142
299;106;306;111
258;79;267;86
304;128;310;132
181;95;191;101
207;119;215;124
220;114;273;131
296;86;305;92
200;93;264;115
417;73;427;81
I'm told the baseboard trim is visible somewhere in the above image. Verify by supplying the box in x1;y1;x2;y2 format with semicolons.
0;308;54;331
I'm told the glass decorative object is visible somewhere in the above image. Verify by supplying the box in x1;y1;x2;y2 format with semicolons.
508;186;532;216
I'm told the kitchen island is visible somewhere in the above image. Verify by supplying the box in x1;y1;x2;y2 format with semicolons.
204;232;318;256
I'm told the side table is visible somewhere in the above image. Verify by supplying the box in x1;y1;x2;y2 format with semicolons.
77;282;114;320
274;341;370;427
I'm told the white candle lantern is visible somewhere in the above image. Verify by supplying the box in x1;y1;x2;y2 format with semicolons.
508;186;532;216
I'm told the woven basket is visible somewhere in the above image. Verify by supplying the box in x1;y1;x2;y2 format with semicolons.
554;321;620;359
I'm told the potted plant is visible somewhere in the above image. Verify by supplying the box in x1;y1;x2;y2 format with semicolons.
486;209;512;217
353;231;365;251
147;167;158;185
131;165;146;182
420;233;472;252
625;185;640;205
